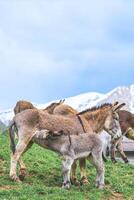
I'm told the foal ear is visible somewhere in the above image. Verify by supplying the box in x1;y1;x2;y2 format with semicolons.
113;103;126;111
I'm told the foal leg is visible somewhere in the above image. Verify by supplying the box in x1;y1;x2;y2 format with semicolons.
92;154;104;189
89;151;105;189
62;157;74;189
70;161;80;185
79;158;88;184
116;140;129;163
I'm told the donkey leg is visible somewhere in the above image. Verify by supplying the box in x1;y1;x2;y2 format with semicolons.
70;161;80;186
79;158;88;184
62;157;74;189
18;158;27;181
111;140;117;163
18;141;34;180
10;140;28;182
116;141;129;163
89;152;105;189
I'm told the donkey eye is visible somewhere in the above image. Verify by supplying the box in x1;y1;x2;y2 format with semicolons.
113;113;119;120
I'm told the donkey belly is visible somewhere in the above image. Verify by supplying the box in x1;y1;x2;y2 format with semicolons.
32;136;48;149
72;138;92;159
74;151;91;160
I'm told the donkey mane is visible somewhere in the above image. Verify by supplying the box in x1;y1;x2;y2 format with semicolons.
78;103;112;115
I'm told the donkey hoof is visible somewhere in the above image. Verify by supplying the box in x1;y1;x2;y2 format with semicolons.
80;176;89;185
112;159;117;163
19;169;26;181
62;181;71;189
10;174;21;183
71;178;80;186
95;181;104;189
98;184;105;189
14;177;22;183
19;174;25;181
124;159;129;164
16;178;22;183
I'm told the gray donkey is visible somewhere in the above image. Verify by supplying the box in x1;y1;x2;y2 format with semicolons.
10;127;105;189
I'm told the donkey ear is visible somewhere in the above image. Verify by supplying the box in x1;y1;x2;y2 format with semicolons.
59;99;65;104
59;99;63;103
112;101;119;106
113;103;126;111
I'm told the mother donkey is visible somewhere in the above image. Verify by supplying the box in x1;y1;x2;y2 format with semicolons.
9;101;122;184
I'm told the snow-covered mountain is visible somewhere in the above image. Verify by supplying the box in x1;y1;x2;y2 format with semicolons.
0;84;134;126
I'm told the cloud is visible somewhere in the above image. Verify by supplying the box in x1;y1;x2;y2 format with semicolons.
0;0;134;108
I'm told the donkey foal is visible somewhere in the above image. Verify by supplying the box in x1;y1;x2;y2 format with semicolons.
32;131;105;189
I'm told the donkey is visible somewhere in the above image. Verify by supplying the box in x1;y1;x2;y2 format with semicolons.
13;99;66;178
14;99;65;115
52;102;124;184
9;103;121;184
9;108;92;182
110;109;134;163
54;104;77;116
10;128;105;189
43;99;65;114
14;100;35;114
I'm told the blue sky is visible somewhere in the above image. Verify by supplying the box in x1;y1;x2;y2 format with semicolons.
0;0;134;109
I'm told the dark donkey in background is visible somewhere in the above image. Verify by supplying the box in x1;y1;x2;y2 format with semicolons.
9;102;122;185
111;107;134;163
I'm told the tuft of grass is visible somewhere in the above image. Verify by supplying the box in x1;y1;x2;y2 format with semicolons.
0;133;134;200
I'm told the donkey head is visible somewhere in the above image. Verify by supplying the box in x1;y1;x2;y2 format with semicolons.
104;102;125;139
44;99;65;114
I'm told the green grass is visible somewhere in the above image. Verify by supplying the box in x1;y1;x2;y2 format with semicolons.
0;133;134;200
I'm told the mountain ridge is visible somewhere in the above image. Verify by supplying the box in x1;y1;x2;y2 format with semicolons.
0;84;134;126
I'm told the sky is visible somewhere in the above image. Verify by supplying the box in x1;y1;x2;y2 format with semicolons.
0;0;134;109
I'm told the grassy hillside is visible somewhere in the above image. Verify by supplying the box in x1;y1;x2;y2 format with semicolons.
0;133;134;200
0;121;6;133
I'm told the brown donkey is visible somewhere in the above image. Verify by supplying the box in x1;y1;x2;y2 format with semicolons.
111;108;134;163
14;99;65;115
14;100;35;114
9;103;121;184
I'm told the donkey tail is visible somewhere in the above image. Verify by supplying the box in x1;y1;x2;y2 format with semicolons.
9;120;16;154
